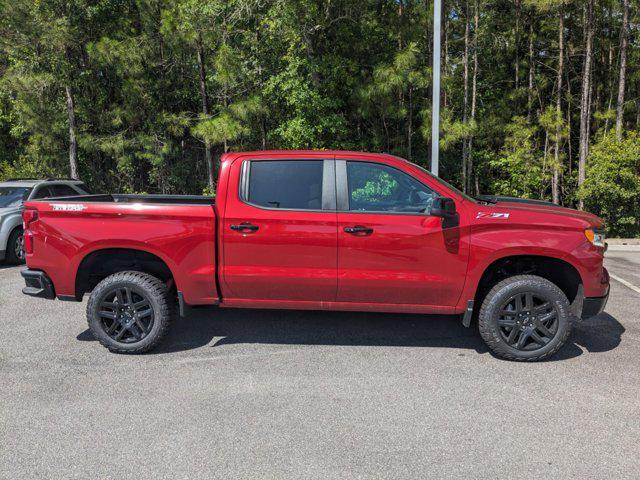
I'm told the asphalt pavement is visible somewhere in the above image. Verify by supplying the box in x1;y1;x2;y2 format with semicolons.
1;251;639;479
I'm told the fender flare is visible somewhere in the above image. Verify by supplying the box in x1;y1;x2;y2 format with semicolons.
72;242;178;297
458;246;585;312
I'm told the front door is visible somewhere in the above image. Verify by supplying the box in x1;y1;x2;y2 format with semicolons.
222;158;338;302
336;160;468;307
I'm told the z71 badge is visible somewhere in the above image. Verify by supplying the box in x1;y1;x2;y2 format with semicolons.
476;212;510;219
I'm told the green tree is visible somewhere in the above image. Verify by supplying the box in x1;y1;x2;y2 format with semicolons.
0;0;637;235
489;116;547;198
578;131;640;237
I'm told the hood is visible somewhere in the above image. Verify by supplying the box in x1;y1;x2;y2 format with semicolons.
472;196;604;229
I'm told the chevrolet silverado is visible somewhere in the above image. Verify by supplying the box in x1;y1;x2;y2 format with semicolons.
20;151;609;360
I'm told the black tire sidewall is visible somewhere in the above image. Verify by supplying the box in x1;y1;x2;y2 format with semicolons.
87;273;170;353
480;276;572;361
6;228;25;265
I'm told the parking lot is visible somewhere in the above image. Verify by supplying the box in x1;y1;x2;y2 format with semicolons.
1;250;639;479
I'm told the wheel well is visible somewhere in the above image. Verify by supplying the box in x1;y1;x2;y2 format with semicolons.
474;255;582;307
9;224;23;238
75;249;174;299
7;224;23;247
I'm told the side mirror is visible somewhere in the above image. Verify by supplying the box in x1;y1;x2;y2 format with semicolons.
430;197;456;218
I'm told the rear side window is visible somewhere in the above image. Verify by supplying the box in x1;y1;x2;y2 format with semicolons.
245;160;324;210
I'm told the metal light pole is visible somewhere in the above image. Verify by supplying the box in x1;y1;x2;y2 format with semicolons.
430;0;442;176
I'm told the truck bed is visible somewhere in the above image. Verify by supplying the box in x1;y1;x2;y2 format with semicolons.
23;194;218;305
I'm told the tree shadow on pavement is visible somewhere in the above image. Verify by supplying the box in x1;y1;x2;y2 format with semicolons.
77;307;625;361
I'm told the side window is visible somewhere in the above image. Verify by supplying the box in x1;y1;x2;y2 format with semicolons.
346;162;435;213
49;185;80;197
245;160;324;210
31;186;53;199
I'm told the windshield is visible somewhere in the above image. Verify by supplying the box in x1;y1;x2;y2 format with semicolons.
0;187;31;208
409;162;477;203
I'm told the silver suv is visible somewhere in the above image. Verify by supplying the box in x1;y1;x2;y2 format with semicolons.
0;179;90;264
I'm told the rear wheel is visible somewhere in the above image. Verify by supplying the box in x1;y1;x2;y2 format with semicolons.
6;227;25;265
478;275;573;361
87;271;173;353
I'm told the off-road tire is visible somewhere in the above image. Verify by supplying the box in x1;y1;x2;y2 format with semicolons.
6;227;25;265
478;275;573;361
87;271;173;354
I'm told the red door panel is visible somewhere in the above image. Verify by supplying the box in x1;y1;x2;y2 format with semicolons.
337;213;469;306
222;158;338;302
223;210;337;301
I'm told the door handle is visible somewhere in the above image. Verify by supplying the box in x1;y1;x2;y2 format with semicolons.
344;226;373;235
230;223;259;233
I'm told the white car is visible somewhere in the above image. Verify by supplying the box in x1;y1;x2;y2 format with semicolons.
0;178;90;264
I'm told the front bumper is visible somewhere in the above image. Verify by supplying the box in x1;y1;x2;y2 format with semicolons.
570;282;609;320
580;265;610;319
582;294;609;319
21;269;56;299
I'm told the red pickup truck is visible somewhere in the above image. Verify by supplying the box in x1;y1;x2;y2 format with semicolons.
20;150;609;361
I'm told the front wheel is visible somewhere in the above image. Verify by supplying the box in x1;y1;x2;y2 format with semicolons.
87;271;173;353
478;275;573;361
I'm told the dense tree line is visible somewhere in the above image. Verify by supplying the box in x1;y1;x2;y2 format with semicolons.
0;0;638;236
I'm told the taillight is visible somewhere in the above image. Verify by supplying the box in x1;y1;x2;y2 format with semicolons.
23;208;38;228
24;231;34;254
22;208;38;255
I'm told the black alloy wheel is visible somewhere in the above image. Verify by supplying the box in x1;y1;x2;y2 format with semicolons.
87;271;173;353
97;286;155;343
478;275;573;361
496;292;559;351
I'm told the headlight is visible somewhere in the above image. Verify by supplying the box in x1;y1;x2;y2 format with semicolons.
585;228;606;248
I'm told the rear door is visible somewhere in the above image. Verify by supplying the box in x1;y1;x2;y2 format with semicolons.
335;159;468;307
222;157;338;302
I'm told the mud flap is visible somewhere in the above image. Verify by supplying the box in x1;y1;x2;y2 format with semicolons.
178;291;188;317
569;284;584;320
462;300;474;327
